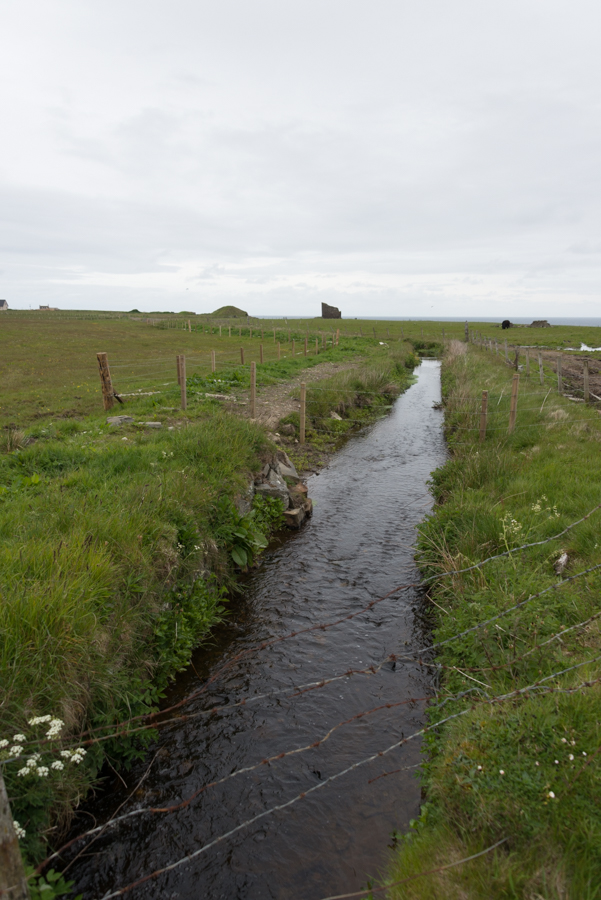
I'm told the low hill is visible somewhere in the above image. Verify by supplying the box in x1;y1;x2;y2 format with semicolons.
211;305;248;318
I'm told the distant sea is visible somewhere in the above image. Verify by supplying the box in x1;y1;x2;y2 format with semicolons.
353;317;601;327
270;316;601;327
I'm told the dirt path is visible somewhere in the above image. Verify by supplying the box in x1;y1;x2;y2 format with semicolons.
227;360;361;431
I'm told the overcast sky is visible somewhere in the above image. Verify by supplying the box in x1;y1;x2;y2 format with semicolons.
1;0;601;318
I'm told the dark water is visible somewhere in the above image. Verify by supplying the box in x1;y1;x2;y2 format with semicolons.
68;360;445;900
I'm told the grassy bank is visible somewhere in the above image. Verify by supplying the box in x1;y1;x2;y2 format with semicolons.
0;323;419;873
386;341;601;899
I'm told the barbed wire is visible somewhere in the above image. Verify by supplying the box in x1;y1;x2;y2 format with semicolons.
89;663;601;899
317;836;509;899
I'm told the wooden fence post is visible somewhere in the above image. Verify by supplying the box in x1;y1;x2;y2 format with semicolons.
180;355;187;410
97;352;115;410
273;328;276;342
288;330;291;343
304;336;308;357
278;342;281;361
211;350;216;373
188;319;191;333
176;354;181;386
336;328;340;345
479;390;488;443
249;326;252;339
315;337;318;354
557;356;563;394
495;341;499;355
250;361;256;418
538;351;544;385
219;325;222;336
300;382;306;444
292;339;295;357
260;344;264;364
508;374;519;433
464;321;468;342
525;349;530;376
0;770;30;900
584;359;590;402
240;347;245;365
514;347;519;371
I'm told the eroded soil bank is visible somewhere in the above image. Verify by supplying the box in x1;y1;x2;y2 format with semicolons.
67;360;445;900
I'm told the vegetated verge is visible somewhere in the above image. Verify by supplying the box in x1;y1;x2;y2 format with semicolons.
386;340;601;899
0;337;419;881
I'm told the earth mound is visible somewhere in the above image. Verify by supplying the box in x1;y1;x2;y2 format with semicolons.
211;305;248;318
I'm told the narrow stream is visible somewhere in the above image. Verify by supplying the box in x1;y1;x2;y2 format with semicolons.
69;359;445;900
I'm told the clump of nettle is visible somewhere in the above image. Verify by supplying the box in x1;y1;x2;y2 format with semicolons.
0;714;86;842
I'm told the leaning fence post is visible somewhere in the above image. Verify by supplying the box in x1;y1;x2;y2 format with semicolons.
508;374;519;433
480;390;488;442
180;355;187;410
525;349;530;376
0;770;30;900
240;347;245;365
538;351;544;385
250;361;256;418
97;352;115;410
300;382;306;444
557;356;563;394
211;350;216;373
584;358;590;402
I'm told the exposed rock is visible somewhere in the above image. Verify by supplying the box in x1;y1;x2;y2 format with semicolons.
330;411;342;420
275;450;300;482
107;415;134;426
254;469;290;507
142;422;162;428
280;423;296;435
303;497;313;516
283;506;306;528
321;302;342;319
235;481;255;516
203;393;232;401
530;320;551;328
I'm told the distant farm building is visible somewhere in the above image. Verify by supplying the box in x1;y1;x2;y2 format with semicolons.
0;299;8;310
321;302;341;319
39;305;58;311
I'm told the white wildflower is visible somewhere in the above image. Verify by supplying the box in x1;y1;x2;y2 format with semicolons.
571;740;576;746
45;718;64;739
555;760;559;764
17;767;30;777
561;738;567;743
583;751;587;757
0;739;8;749
12;820;26;839
28;715;51;725
548;791;555;799
477;765;482;771
569;754;574;761
60;750;72;759
36;766;49;777
26;758;37;768
499;769;505;775
12;734;26;742
9;745;24;757
51;760;64;771
535;761;540;766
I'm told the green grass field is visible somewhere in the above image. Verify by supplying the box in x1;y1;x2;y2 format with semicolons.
386;340;601;899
